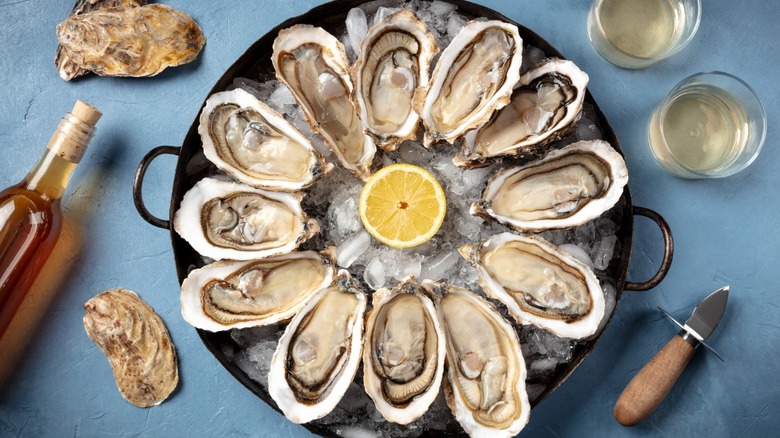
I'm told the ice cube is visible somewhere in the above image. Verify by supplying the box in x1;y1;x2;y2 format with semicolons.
558;243;595;270
337;231;371;268
593;234;618;270
373;7;398;25
364;258;386;290
268;84;295;112
346;8;368;57
421;250;459;281
521;45;546;74
446;13;467;39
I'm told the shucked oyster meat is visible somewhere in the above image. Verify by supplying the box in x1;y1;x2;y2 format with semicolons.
180;250;335;331
461;233;606;339
173;178;319;261
83;288;178;408
273;25;376;179
352;10;438;150
362;277;445;424
472;140;628;232
199;89;332;191
458;58;589;166
268;270;367;424
416;20;523;146
55;0;147;81
422;280;530;438
56;4;204;79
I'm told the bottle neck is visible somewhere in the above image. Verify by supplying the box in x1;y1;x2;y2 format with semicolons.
22;113;95;200
22;148;78;200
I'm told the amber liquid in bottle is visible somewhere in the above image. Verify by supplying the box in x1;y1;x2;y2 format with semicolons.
0;101;100;339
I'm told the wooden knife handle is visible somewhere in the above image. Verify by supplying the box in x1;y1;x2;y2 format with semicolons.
614;334;695;426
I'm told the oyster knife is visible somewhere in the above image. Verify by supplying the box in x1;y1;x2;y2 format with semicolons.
614;286;729;426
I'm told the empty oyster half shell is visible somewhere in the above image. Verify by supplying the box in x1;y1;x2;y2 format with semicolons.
199;89;332;191
472;140;628;231
83;288;178;408
352;10;438;151
268;270;367;424
180;250;335;331
416;20;523;147
460;233;605;339
173;178;319;261
363;276;445;424
457;58;589;166
273;24;376;180
422;280;530;438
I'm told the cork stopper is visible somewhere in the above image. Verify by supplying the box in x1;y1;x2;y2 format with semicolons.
48;100;102;163
71;100;102;126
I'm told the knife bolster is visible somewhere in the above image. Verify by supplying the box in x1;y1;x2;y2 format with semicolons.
678;329;701;348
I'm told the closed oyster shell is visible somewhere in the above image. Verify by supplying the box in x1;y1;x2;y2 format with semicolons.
268;270;367;423
83;288;178;408
173;178;319;261
460;233;605;339
422;280;530;438
362;276;445;424
55;0;148;81
416;20;523;147
273;25;376;180
352;10;438;150
199;89;332;191
56;4;205;79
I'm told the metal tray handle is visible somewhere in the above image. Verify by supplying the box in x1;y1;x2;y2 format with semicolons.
132;146;180;230
625;206;674;291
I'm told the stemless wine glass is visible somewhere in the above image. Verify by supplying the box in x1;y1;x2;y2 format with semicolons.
647;72;767;179
587;0;701;69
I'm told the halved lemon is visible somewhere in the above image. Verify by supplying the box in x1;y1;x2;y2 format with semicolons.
359;163;447;249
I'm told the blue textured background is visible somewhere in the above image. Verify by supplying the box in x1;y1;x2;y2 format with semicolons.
1;0;778;436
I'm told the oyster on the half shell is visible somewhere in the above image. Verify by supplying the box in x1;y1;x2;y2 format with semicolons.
460;233;605;339
273;24;376;179
457;58;589;166
199;89;332;191
268;270;367;423
363;277;445;424
422;280;530;438
180;250;335;331
472;140;628;232
352;10;438;150
415;20;523;147
173;178;318;261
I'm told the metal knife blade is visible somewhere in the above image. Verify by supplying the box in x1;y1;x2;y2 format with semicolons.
683;285;729;341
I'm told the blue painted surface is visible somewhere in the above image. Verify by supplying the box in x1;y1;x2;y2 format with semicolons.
0;0;778;436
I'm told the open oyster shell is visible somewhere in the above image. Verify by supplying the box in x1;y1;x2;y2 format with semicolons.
457;58;589;166
472;140;628;231
173;178;318;261
273;25;376;179
460;233;605;339
352;10;439;151
422;280;530;438
198;89;332;191
415;20;523;147
180;250;335;331
362;276;445;424
268;270;367;423
83;288;178;408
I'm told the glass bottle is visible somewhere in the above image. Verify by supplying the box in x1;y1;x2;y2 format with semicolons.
0;100;101;339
